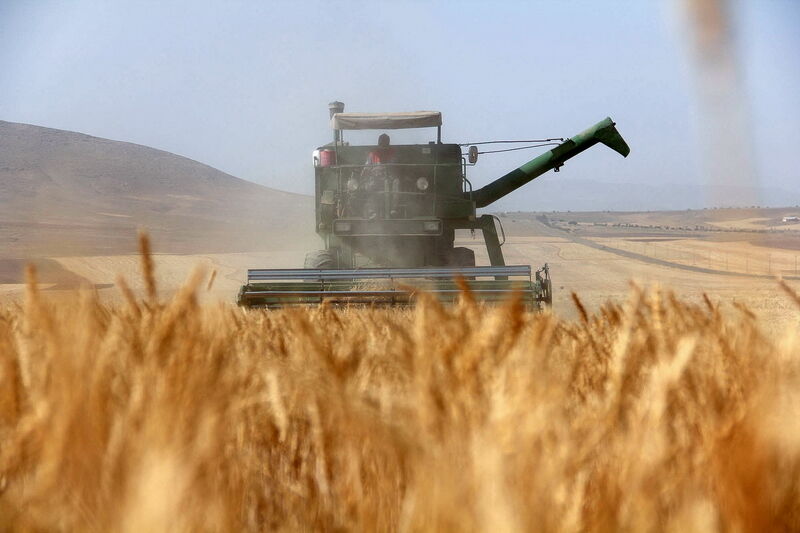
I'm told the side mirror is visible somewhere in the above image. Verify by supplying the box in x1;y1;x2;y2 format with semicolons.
468;145;479;164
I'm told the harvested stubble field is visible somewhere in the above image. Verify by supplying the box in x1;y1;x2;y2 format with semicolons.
2;245;800;532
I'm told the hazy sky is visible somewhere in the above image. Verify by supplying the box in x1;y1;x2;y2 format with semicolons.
1;0;798;205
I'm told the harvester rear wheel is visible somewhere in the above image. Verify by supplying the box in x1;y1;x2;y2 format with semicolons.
449;247;476;267
304;250;336;269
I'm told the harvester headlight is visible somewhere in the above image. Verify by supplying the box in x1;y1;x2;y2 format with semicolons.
416;177;429;191
423;221;440;233
346;178;359;192
334;221;352;233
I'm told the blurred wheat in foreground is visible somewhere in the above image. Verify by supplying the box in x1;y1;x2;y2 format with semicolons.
1;261;800;531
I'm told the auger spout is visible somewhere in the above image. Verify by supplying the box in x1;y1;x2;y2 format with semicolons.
470;117;630;208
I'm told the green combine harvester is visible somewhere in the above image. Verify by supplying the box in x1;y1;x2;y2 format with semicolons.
238;102;629;309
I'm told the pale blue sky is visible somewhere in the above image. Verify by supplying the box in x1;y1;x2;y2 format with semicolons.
1;1;798;205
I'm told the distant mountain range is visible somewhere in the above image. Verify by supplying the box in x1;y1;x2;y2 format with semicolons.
0;120;314;257
488;178;800;213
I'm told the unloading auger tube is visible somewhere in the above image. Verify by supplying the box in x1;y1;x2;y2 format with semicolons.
470;118;630;208
237;104;629;310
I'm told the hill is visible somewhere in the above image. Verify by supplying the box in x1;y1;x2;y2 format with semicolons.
0;120;314;258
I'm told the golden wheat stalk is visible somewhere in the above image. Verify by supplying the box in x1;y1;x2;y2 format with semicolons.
138;229;158;304
0;251;796;532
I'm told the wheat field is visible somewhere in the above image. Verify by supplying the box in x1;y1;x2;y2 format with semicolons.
1;240;800;532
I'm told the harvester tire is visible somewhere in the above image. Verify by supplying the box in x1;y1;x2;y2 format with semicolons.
449;247;476;267
304;250;336;270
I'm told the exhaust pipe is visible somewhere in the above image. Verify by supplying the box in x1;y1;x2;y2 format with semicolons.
329;101;344;143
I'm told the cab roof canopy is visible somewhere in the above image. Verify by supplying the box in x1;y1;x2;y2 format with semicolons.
331;111;442;130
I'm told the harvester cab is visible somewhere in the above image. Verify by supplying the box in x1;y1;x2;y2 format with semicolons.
238;102;629;309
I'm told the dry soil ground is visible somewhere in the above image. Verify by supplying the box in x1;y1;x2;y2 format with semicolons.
490;208;800;331
1;208;798;335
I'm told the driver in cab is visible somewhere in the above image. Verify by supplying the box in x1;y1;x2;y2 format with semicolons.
362;133;401;218
365;133;396;165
